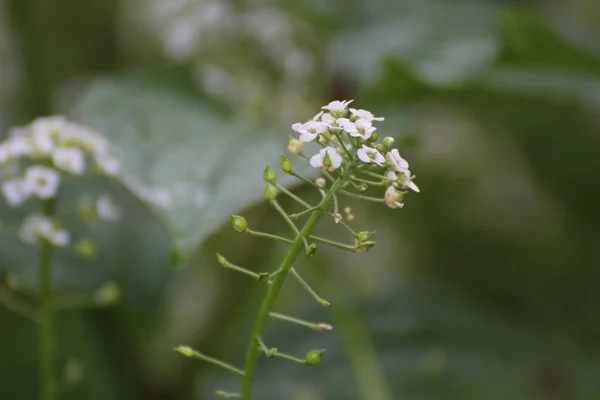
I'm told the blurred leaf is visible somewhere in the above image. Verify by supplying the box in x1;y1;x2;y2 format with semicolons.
329;0;500;87
69;71;311;266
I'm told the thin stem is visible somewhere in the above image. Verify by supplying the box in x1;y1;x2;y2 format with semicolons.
246;229;293;244
339;190;386;203
256;336;306;365
334;132;353;162
289;206;320;220
174;346;244;376
269;312;333;332
351;176;386;186
291;267;331;307
276;184;311;209
217;254;261;280
357;169;389;181
39;199;56;400
332;192;339;215
0;286;39;322
270;200;310;252
309;235;357;252
240;175;347;399
216;391;241;398
291;172;330;191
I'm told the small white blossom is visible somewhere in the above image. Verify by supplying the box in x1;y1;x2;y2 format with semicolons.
387;149;409;173
6;137;31;159
348;119;376;140
400;170;420;193
349;108;385;122
96;154;120;177
96;194;121;222
0;143;8;164
322;100;353;114
25;165;61;199
309;146;343;170
2;178;31;206
385;186;404;209
292;120;328;143
52;147;86;174
320;113;335;125
357;145;385;166
19;214;70;247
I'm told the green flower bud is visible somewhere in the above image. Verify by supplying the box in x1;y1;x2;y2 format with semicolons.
382;136;395;148
263;165;276;184
305;350;325;366
93;281;121;305
375;144;384;152
368;133;378;142
75;238;98;259
175;346;195;357
306;243;317;257
216;253;228;266
264;184;278;201
266;348;278;358
357;184;368;193
357;231;374;242
287;137;304;155
281;156;293;174
355;240;376;252
257;272;271;284
230;214;248;232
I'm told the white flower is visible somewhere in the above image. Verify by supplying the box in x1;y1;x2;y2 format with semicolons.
52;147;86;174
349;108;385;122
386;171;398;186
344;119;377;140
309;146;343;169
322;100;353;114
96;154;120;176
5;137;31;159
320;113;335;125
385;186;404;209
31;129;55;156
292;120;328;143
400;170;420;193
387;148;409;173
357;145;385;166
19;214;70;247
2;178;31;207
96;194;121;222
25;165;61;199
0;143;9;164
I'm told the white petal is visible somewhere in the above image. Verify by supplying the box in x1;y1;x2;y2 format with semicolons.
321;113;335;124
326;147;343;169
356;148;370;163
407;180;420;193
309;150;325;168
299;131;319;142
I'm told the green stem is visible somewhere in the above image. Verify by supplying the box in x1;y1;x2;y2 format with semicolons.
269;312;333;332
174;346;244;376
276;184;311;209
240;175;347;399
339;190;386;203
246;229;293;244
39;199;56;400
309;235;357;252
291;268;331;307
270;199;310;252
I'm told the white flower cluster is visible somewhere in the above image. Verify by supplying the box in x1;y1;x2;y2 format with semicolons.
290;100;419;209
0;116;122;247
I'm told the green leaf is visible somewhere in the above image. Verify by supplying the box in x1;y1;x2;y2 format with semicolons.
69;72;311;265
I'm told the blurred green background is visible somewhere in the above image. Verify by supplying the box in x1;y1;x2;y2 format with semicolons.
1;0;600;399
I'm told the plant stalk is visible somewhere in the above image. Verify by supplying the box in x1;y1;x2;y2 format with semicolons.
239;175;347;399
39;199;56;400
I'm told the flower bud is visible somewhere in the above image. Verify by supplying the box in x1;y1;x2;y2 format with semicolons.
305;350;325;366
306;243;317;257
355;240;376;252
375;144;384;152
382;136;395;148
281;156;293;174
315;177;326;187
287;137;304;155
357;231;374;242
357;184;368;193
263;166;276;184
333;213;342;224
368;133;378;142
230;214;248;232
93;281;121;305
175;346;195;357
265;348;278;358
75;238;98;259
264;184;278;201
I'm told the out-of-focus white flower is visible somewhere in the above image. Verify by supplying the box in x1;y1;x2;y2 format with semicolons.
292;120;328;143
349;108;385;122
96;195;121;222
309;146;343;170
19;214;70;247
52;147;86;174
25;165;61;199
2;178;31;206
5;137;31;159
357;145;385;166
321;113;335;125
385;186;404;209
96;154;120;177
0;143;9;164
322;100;353;115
